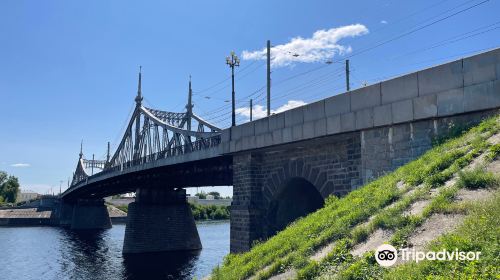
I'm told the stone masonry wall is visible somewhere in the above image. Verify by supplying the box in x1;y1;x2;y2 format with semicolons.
361;109;498;183
231;109;499;253
231;132;362;253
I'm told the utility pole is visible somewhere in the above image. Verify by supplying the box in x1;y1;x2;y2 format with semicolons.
59;180;63;195
226;51;240;127
345;59;350;92
267;40;271;117
250;99;253;121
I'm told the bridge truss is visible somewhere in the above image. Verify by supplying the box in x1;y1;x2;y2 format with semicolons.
71;71;222;186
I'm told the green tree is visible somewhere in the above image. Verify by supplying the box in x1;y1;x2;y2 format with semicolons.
0;171;20;203
208;191;221;199
196;191;207;199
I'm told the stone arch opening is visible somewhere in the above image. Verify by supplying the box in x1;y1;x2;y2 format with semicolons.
266;177;324;237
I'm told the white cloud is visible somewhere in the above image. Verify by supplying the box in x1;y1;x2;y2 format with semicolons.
380;20;388;24
236;100;307;121
10;163;30;168
242;24;368;68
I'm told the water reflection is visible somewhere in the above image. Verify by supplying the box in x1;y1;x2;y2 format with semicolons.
123;250;201;280
0;222;229;280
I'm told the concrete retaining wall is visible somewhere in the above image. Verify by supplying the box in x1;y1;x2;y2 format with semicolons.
224;48;500;153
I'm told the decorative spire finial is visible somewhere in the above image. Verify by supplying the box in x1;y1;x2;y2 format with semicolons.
186;75;193;113
79;140;83;159
135;66;143;105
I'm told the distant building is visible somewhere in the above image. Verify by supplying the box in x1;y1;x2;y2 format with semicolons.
16;191;39;203
206;194;214;200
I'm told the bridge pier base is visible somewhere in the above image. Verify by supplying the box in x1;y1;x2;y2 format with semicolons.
123;188;201;254
70;199;112;229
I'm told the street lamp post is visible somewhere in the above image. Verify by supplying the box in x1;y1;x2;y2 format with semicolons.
226;51;240;127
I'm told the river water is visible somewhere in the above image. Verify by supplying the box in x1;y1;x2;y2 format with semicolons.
0;221;229;280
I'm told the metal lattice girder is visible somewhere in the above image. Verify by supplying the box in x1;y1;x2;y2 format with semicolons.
145;107;186;126
69;73;224;187
83;159;107;169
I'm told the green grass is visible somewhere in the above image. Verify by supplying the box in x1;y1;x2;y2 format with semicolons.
456;168;499;190
115;204;129;213
384;194;500;280
210;115;500;280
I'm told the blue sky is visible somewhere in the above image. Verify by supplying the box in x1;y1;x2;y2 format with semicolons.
0;0;499;196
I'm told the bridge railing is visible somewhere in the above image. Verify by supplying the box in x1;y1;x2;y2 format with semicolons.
70;135;222;188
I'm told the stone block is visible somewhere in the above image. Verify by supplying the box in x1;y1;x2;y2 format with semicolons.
292;124;303;141
229;141;236;153
255;134;265;148
234;139;243;151
350;84;381;111
284;106;304;127
326;115;341;134
272;129;283;145
231;125;242;141
314;118;327;137
373;104;392;126
325;93;350;116
262;133;273;147
221;129;231;142
391;99;413;124
303;121;315;139
340;112;355;132
464;80;500;112
222;141;230;154
303;100;325;122
241;135;256;150
269;113;285;130
413;94;437;119
254;118;269;135
418;60;463;96
240;121;255;137
463;48;499;86
381;73;418;104
282;127;292;143
355;107;374;130
437;88;464;116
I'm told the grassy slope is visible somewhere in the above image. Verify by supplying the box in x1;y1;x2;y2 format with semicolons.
212;116;500;280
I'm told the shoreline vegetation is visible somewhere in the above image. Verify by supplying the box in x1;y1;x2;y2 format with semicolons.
114;203;230;221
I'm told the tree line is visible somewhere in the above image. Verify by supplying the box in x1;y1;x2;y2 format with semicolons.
0;171;20;204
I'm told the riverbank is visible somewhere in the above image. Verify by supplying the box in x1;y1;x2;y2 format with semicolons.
0;204;127;226
0;201;230;226
114;202;231;221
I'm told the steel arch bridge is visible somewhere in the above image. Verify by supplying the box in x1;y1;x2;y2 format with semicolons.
69;70;223;188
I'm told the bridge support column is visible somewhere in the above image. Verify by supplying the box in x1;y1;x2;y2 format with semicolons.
70;199;111;229
123;188;201;254
230;154;265;253
51;200;74;227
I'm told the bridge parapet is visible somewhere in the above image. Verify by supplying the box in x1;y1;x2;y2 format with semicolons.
226;48;500;153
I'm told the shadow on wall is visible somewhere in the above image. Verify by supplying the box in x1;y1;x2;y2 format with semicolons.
266;177;324;237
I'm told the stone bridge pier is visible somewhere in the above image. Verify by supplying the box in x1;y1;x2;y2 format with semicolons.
55;198;111;230
123;188;202;254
